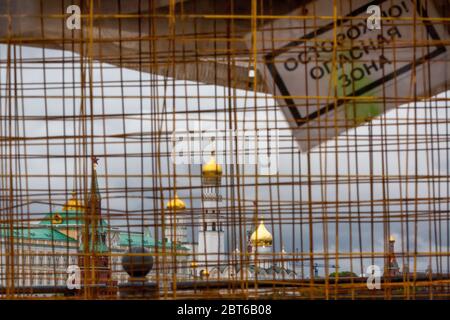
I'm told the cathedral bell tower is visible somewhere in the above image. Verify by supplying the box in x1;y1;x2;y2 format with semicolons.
197;156;225;276
165;193;187;245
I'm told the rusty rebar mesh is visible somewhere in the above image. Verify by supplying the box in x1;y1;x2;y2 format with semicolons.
0;0;450;299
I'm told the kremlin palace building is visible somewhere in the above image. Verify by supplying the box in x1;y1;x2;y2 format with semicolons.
0;156;295;290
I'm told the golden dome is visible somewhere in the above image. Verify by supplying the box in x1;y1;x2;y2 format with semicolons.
200;269;210;278
166;194;186;211
190;261;198;268
250;221;273;247
63;192;85;212
202;157;222;177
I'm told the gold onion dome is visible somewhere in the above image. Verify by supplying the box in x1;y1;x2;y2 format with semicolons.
250;221;273;247
166;194;186;211
202;157;222;177
62;192;85;212
200;269;210;278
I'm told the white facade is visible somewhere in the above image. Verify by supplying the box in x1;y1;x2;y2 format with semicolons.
0;239;191;289
251;245;273;270
164;213;188;246
197;163;225;275
0;238;78;288
197;196;225;273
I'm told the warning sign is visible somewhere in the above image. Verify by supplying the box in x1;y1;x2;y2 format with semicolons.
248;0;449;152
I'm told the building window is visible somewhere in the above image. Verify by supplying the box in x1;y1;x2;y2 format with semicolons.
212;222;217;231
203;222;207;231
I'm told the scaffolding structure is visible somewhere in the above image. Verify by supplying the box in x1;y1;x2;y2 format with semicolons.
0;0;450;299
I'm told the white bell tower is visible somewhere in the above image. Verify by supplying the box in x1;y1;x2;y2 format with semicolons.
197;156;225;276
165;193;187;245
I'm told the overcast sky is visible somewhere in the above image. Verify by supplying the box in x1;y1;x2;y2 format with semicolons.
1;44;449;276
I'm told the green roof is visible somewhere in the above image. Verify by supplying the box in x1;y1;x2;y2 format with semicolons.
39;209;108;230
1;212;190;252
79;239;109;253
118;232;156;247
0;226;76;242
118;232;189;251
